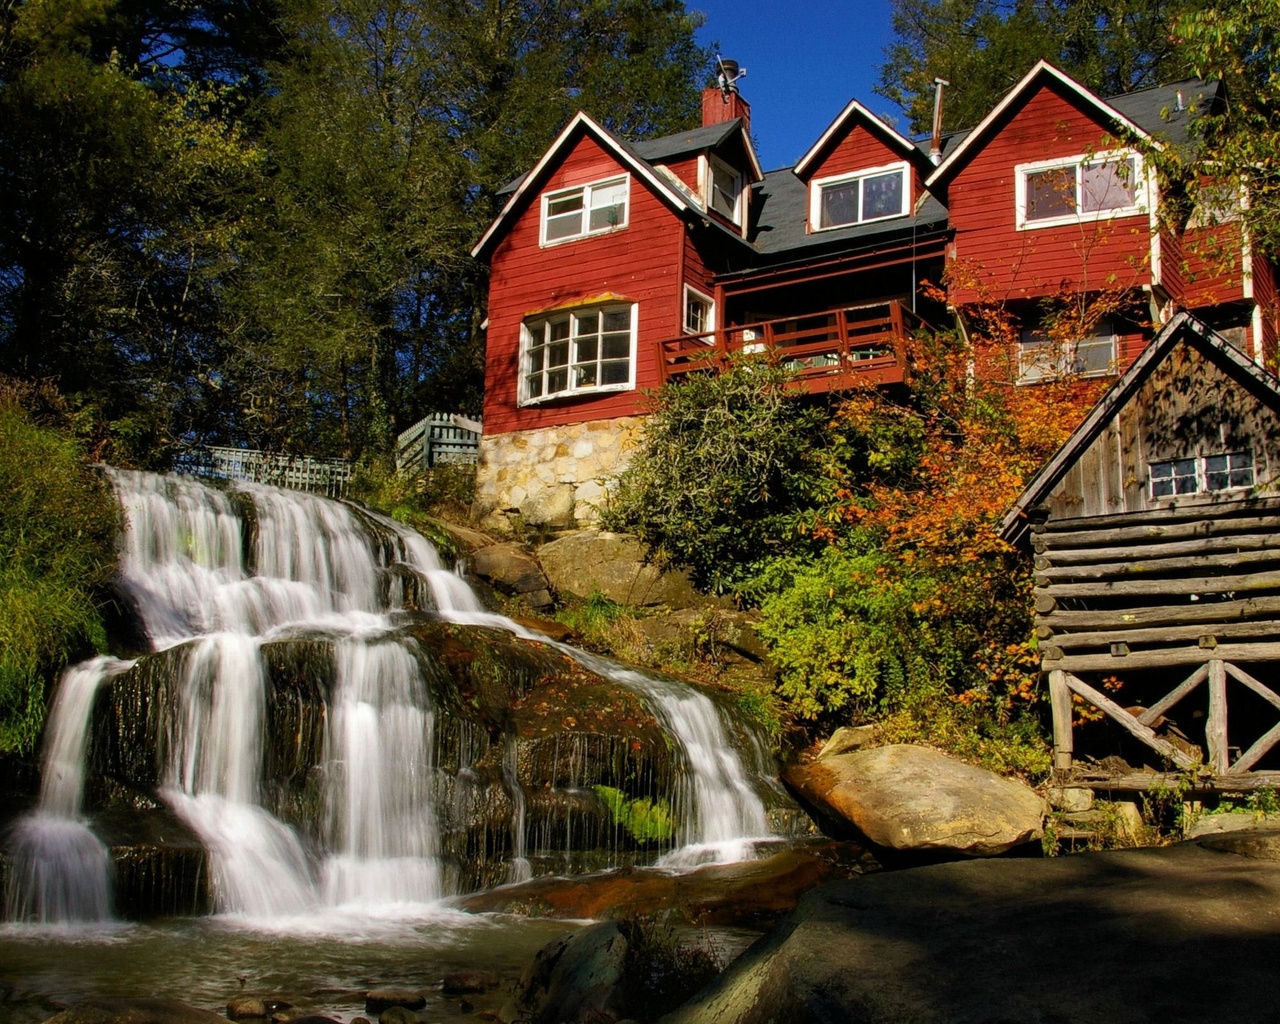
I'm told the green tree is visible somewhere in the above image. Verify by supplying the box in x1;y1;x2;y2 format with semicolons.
1173;0;1280;257
878;0;1201;134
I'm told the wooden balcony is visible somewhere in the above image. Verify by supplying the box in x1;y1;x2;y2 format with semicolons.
657;300;918;393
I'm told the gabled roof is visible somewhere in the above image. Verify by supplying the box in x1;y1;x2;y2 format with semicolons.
998;313;1280;544
631;118;765;182
794;100;924;180
470;112;699;259
928;60;1164;188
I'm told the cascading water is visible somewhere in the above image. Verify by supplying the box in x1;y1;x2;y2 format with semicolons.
5;469;779;925
4;657;133;923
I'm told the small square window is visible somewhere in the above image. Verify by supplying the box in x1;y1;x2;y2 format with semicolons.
684;287;715;335
1150;458;1198;499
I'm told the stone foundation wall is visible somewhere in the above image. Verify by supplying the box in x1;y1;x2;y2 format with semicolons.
474;416;645;533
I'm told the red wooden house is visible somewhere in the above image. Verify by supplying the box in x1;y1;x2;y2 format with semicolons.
470;63;1277;532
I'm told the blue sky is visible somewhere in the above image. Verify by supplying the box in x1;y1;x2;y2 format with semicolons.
692;0;900;171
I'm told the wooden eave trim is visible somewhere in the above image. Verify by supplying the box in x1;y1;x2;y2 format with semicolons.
470;111;693;259
998;312;1280;543
794;100;922;181
925;60;1157;189
522;292;634;317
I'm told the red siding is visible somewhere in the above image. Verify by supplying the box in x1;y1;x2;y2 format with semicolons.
483;136;687;436
1181;222;1248;309
947;84;1154;306
1254;254;1278;367
661;154;700;195
805;122;912;182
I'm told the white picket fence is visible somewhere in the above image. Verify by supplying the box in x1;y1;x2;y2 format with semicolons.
396;413;482;470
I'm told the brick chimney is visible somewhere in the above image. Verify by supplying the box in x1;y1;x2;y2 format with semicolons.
702;87;751;135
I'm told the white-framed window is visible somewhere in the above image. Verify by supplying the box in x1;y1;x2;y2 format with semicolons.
1016;321;1118;384
540;175;629;245
705;155;742;225
683;286;715;335
1015;151;1146;229
1150;451;1254;499
521;303;637;404
809;162;909;231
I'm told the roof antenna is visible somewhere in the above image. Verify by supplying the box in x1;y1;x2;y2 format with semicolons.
930;77;950;165
717;55;747;102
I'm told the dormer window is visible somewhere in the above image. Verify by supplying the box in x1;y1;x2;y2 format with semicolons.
1015;151;1145;229
706;155;742;225
809;163;908;231
541;175;629;245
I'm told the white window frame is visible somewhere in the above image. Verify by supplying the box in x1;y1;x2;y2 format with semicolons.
809;162;909;231
683;286;716;336
702;154;743;225
1015;150;1148;230
519;303;638;406
1149;451;1255;500
1016;321;1118;384
539;175;630;246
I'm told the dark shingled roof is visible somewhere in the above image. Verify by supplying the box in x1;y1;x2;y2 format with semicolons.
630;120;743;162
1106;78;1222;148
749;168;949;255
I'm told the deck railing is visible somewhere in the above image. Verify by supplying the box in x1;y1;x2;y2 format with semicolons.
657;299;918;392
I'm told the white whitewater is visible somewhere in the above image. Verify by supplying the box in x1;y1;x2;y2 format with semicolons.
4;657;133;923
10;469;774;924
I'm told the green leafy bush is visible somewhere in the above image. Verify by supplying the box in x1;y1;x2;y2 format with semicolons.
601;359;829;595
0;383;119;752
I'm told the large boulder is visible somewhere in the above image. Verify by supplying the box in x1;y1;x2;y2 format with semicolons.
536;530;706;608
783;744;1045;856
660;839;1280;1024
508;921;629;1024
467;542;553;610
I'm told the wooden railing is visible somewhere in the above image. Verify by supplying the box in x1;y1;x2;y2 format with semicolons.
175;446;355;498
396;413;482;471
657;300;918;393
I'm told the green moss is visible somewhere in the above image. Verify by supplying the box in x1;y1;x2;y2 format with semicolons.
593;785;677;843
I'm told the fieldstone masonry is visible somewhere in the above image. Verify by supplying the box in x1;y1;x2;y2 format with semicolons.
474;415;644;533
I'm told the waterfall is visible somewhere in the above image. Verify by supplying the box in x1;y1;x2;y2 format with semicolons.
4;658;132;924
7;470;778;924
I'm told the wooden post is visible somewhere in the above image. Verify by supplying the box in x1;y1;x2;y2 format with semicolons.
1207;659;1229;773
1049;669;1073;771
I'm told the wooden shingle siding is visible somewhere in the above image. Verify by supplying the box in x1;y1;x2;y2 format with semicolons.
947;83;1153;305
1042;344;1280;521
483;136;692;436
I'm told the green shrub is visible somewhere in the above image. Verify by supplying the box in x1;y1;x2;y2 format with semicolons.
601;359;829;595
0;386;119;752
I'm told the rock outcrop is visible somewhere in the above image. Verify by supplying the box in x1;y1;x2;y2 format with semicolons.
536;530;705;609
661;835;1280;1024
783;744;1045;856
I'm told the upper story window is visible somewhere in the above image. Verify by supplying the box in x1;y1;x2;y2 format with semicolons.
1017;321;1117;384
1015;151;1145;229
541;175;629;245
706;155;742;225
522;303;636;404
1150;451;1254;500
684;286;715;335
810;163;908;231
